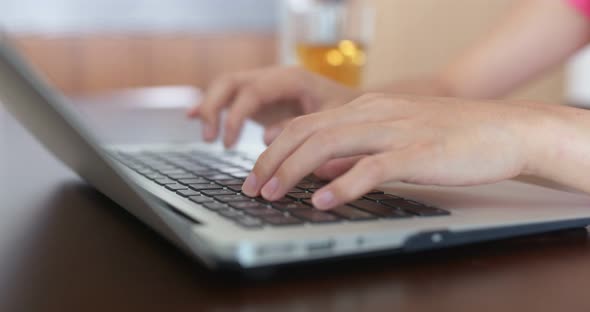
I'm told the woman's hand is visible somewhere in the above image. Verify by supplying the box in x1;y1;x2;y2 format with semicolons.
188;66;359;147
241;93;567;210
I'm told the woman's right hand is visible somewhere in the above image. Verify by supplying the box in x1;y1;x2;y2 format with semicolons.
187;66;360;148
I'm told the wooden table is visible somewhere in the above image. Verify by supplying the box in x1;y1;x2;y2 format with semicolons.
2;89;590;312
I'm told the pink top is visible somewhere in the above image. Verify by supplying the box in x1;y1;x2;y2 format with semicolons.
568;0;590;19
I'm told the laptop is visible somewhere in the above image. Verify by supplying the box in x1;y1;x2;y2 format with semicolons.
2;38;590;271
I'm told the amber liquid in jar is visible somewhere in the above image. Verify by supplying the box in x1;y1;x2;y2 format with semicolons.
296;39;366;87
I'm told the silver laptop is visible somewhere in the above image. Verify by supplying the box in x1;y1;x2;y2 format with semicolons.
2;38;590;271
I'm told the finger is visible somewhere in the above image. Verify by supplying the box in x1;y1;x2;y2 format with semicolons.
312;150;416;210
222;87;260;148
313;156;364;180
263;119;292;146
244;101;395;197
223;68;310;148
258;124;396;201
199;72;252;141
187;104;201;117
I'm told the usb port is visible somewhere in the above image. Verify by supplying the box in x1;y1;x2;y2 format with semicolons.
306;240;335;254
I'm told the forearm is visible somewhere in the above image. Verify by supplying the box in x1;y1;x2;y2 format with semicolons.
375;0;590;99
524;104;590;194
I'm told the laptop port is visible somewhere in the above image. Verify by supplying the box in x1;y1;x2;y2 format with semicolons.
306;240;335;254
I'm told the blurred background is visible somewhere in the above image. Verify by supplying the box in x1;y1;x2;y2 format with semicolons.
1;0;587;104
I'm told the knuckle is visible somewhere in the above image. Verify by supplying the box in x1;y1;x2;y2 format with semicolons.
347;92;386;109
199;105;215;120
239;85;261;101
310;130;338;151
359;92;386;103
210;74;237;90
286;115;311;135
359;156;387;181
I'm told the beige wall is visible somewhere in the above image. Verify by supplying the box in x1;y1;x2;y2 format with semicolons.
365;0;564;103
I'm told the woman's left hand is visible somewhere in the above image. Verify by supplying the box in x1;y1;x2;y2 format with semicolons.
241;93;561;210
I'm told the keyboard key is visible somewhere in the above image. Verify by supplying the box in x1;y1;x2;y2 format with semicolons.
218;209;244;218
289;188;306;193
304;175;324;182
364;193;402;201
189;195;215;204
178;178;210;184
289;209;339;223
177;189;200;197
350;200;411;218
242;207;282;217
201;202;227;210
405;205;450;217
207;174;235;180
154;178;177;185
144;173;165;180
234;216;264;228
379;198;428;211
216;179;245;186
262;215;303;226
159;169;187;175
215;194;253;202
230;172;251;178
297;182;326;189
182;165;209;172
287;192;313;200
272;202;310;210
331;205;377;221
189;183;223;191
201;189;236;196
226;184;244;192
218;167;246;174
167;173;198;179
165;184;189;191
189;168;217;175
150;164;176;170
136;168;156;175
229;201;266;210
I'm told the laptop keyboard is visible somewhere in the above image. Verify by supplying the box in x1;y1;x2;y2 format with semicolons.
111;150;450;229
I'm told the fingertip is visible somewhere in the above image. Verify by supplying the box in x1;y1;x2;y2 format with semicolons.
312;189;336;210
242;173;258;196
222;130;237;149
223;118;241;149
202;122;217;142
187;109;199;118
260;177;280;201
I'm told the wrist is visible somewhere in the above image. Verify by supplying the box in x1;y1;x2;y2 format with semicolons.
518;103;590;194
518;103;566;177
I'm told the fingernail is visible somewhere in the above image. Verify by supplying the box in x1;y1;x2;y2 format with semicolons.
242;173;257;195
261;177;280;199
313;190;335;210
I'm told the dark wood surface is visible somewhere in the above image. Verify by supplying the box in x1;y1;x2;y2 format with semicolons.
3;90;590;312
